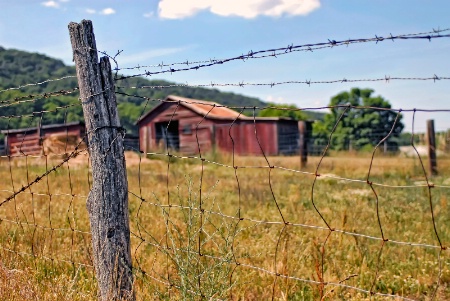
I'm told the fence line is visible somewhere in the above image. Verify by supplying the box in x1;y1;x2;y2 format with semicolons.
0;75;78;94
115;75;450;91
114;28;450;79
0;88;79;107
1;22;450;300
1;91;449;300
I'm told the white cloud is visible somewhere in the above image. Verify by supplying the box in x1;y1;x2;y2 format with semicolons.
84;7;115;16
158;0;321;19
100;8;116;15
41;0;69;9
143;11;154;18
41;1;60;8
266;95;286;104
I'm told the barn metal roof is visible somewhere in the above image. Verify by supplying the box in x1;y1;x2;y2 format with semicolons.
168;95;242;119
136;95;294;124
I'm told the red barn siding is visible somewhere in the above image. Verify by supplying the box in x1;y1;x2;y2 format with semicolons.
2;122;85;156
7;132;41;156
215;121;278;155
137;96;300;156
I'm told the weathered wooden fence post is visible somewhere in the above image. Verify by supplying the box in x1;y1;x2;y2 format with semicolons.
68;20;134;300
427;119;438;176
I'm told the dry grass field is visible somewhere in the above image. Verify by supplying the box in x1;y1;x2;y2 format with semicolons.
1;150;450;300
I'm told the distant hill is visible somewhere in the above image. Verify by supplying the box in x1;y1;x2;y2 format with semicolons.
0;47;324;136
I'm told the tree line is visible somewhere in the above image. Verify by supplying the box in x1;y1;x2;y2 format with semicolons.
0;47;405;151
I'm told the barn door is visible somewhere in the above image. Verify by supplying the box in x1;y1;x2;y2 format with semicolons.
155;121;179;151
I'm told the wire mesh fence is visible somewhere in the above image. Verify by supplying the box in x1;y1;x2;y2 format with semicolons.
1;23;450;300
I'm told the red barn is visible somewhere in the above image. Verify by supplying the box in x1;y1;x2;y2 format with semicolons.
1;121;85;156
137;95;302;156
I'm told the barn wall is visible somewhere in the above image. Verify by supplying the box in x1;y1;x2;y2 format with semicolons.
139;103;236;155
245;122;278;155
43;124;83;138
5;124;85;156
215;121;279;155
137;103;296;156
138;102;179;153
7;130;40;156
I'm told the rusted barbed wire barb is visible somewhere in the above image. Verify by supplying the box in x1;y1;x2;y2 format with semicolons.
0;146;85;207
0;88;79;107
115;28;450;72
115;75;450;91
114;92;450;114
114;28;450;79
285;44;293;52
98;49;122;76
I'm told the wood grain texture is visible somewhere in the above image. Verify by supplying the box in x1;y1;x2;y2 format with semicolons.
69;20;134;301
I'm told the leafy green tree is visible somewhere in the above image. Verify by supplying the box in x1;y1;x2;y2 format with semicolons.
313;88;404;151
258;103;307;120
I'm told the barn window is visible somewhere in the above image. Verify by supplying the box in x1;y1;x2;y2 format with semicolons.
182;124;192;135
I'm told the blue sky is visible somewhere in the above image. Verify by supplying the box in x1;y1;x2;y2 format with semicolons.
1;0;450;132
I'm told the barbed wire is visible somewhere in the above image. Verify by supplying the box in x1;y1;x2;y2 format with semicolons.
0;103;81;119
127;95;448;299
114;28;450;80
2;28;450;299
0;75;77;94
2;96;449;299
0;88;79;107
114;93;450;114
116;75;450;91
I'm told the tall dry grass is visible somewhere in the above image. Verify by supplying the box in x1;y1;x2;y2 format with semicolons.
1;150;450;300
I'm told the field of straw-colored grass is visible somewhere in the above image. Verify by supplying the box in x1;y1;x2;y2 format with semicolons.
1;150;450;300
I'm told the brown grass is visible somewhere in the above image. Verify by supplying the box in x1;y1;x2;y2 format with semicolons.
1;150;450;300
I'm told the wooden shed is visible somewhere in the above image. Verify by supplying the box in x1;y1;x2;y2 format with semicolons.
137;95;303;156
1;121;85;156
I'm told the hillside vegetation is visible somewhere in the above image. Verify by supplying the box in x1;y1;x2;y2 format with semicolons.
0;47;323;136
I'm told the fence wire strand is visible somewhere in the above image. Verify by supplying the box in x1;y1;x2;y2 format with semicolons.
2;31;450;300
2;94;449;300
113;28;450;80
116;75;450;91
125;98;450;299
